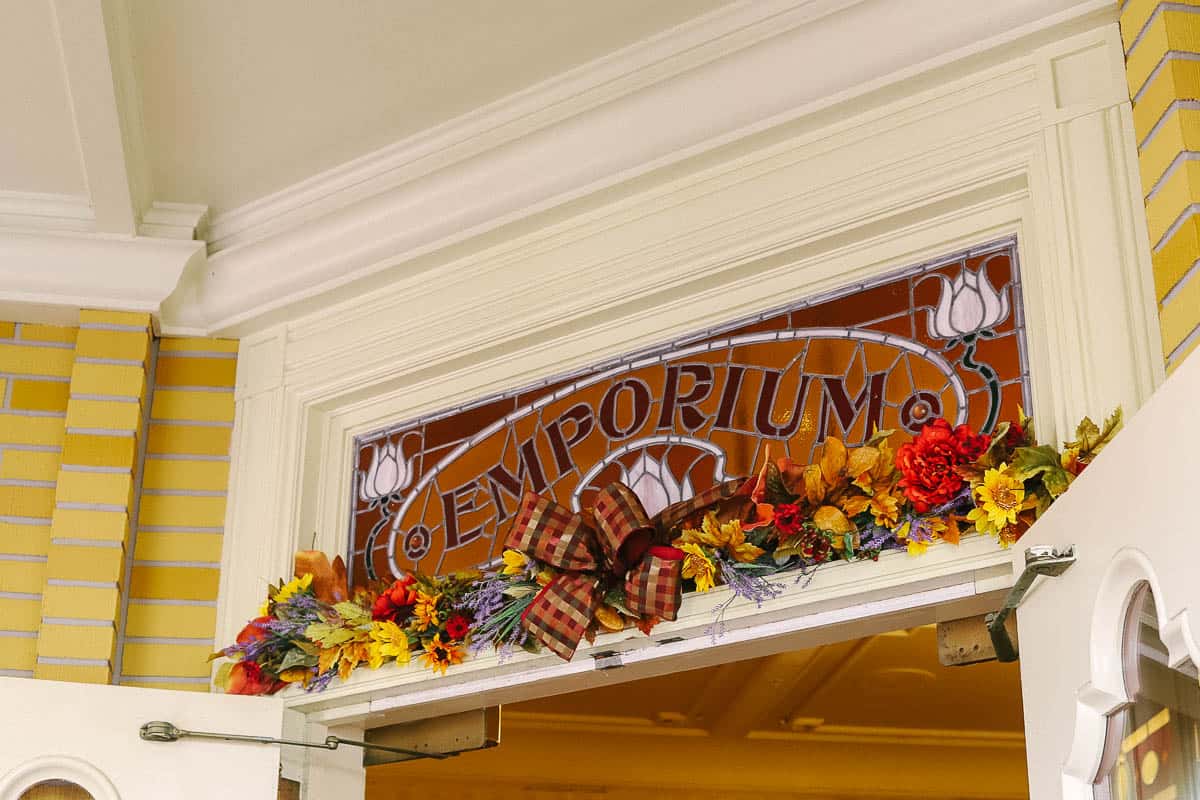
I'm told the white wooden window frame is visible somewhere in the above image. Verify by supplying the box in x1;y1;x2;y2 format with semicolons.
217;13;1164;731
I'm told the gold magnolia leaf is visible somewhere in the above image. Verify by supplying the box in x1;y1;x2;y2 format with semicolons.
803;464;826;504
813;505;855;534
820;438;847;484
942;517;961;545
846;446;879;480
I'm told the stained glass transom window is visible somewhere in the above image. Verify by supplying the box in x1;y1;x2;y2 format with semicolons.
349;239;1031;585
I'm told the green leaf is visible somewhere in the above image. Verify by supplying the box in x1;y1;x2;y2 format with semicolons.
333;601;370;625
212;660;234;691
1042;468;1073;498
305;622;355;647
764;461;797;505
277;647;318;672
1011;445;1060;481
503;584;537;599
1066;407;1123;459
1033;486;1054;518
980;422;1011;467
772;543;804;565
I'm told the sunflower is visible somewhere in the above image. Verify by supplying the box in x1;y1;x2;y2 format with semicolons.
420;634;465;675
968;463;1025;537
261;572;313;614
679;543;717;593
412;592;441;632
500;549;530;576
674;513;762;563
368;620;412;666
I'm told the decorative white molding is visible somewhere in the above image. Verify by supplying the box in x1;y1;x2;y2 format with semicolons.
0;755;121;800
0;191;94;234
0;228;204;321
138;201;209;241
165;0;1117;335
216;4;1169;739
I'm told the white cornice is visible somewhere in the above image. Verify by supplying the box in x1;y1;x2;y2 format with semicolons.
0;228;204;325
162;0;1113;335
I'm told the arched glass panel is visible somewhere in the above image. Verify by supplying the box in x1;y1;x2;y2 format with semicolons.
1097;585;1200;799
18;780;94;800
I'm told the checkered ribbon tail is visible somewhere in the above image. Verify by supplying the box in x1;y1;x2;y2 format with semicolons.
522;573;601;661
625;549;684;621
655;477;746;532
505;493;600;573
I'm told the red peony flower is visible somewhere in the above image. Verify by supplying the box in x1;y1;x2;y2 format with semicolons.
895;419;989;513
773;503;804;538
372;575;420;623
952;424;991;461
444;613;471;641
227;660;283;696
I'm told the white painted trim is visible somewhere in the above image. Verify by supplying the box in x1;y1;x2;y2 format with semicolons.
217;7;1166;734
0;191;94;234
0;755;121;800
164;0;1118;335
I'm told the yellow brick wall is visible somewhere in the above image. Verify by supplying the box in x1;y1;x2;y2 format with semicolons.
0;313;237;690
0;322;75;678
117;336;237;692
1121;0;1200;370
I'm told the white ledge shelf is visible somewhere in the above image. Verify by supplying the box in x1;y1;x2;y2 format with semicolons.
284;534;1016;727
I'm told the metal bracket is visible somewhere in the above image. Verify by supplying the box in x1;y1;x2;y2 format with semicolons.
986;544;1076;663
139;721;451;761
592;650;624;670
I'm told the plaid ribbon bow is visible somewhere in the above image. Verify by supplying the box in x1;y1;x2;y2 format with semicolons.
506;479;745;661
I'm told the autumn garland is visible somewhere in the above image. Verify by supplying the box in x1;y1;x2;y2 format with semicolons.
214;409;1120;695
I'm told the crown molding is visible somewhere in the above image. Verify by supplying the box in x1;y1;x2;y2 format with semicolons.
163;0;1114;336
0;227;204;324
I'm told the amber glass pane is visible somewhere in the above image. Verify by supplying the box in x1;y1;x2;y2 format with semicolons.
1098;588;1200;799
349;240;1032;584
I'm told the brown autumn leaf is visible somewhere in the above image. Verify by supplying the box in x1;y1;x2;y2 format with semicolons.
813;505;855;534
820;438;847;484
942;517;961;545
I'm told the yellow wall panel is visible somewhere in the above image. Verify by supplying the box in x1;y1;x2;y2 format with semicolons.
0;344;74;377
0;486;56;519
79;309;151;327
121;642;213;678
0;322;14;339
151;390;234;423
139;494;227;528
125;602;217;639
133;532;223;563
69;362;145;398
0;636;36;670
0;522;50;556
1132;58;1200;141
62;432;136;467
1126;11;1200;96
65;399;141;431
56;471;133;508
147;423;232;456
44;544;122;582
156;357;237;388
160;338;239;354
10;380;70;412
0;414;65;446
36;623;115;660
1139;108;1200;189
41;584;120;621
1160;275;1200;353
33;662;109;683
129;566;219;601
49;508;127;542
0;559;45;593
19;324;77;344
75;329;150;363
1145;159;1200;244
0;597;41;631
0;450;60;482
143;458;229;492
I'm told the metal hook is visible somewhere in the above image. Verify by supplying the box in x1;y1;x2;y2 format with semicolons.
986;544;1076;662
139;721;450;761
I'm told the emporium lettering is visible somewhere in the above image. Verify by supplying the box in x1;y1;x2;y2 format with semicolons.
441;363;901;528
